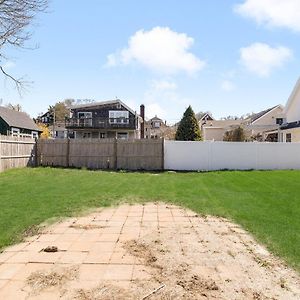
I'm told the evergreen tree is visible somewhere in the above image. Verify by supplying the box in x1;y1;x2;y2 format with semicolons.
175;106;202;141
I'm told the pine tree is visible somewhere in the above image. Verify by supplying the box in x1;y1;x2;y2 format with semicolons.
175;106;202;141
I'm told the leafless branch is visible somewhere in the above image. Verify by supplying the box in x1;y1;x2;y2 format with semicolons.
0;0;48;90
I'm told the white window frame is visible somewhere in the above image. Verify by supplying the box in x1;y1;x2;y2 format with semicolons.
11;127;20;137
109;110;129;124
78;112;92;127
117;132;128;139
32;131;38;139
286;133;292;143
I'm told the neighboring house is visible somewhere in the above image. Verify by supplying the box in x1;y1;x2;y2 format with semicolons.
202;119;242;141
0;106;41;138
145;116;167;139
37;111;53;125
201;106;284;142
37;112;68;139
244;105;284;142
198;112;214;126
52;121;68;139
65;99;142;139
279;78;300;142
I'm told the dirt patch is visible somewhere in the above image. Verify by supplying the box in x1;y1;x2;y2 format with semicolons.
69;224;104;230
124;240;158;266
22;224;43;238
26;265;79;293
176;275;219;293
72;284;133;300
123;236;221;299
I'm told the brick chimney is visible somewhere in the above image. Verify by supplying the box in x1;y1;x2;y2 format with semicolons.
140;104;145;139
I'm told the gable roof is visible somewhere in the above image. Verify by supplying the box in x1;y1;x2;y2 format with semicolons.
284;77;300;114
0;106;40;131
197;112;214;121
203;119;242;128
149;116;164;122
71;99;136;115
249;105;282;124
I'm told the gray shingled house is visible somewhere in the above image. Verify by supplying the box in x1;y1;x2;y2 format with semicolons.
0;106;41;138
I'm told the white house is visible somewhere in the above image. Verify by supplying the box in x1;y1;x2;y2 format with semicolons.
279;78;300;142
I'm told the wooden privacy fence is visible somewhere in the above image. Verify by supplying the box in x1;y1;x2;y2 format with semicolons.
37;138;164;170
0;135;36;173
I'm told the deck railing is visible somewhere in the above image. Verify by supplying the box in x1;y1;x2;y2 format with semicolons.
65;117;136;129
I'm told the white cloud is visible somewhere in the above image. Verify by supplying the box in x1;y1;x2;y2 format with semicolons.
146;103;166;119
106;27;205;75
105;54;117;67
239;43;292;77
235;0;300;32
151;79;177;91
221;80;235;92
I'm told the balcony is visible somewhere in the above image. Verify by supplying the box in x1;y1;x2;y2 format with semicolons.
65;117;136;129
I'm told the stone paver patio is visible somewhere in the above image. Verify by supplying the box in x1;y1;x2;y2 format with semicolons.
0;203;299;299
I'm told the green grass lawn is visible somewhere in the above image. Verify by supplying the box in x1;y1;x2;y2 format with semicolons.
0;167;299;271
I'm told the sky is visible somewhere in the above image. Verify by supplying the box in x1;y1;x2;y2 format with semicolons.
1;0;300;124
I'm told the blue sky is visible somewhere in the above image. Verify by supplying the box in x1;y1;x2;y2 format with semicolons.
1;0;300;123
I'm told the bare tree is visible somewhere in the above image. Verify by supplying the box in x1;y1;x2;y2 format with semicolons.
6;102;22;111
0;0;47;90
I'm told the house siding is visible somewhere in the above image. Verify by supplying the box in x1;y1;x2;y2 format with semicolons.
0;117;9;135
71;103;136;121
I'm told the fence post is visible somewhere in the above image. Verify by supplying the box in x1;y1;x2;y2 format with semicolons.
34;138;38;167
114;138;118;170
161;138;165;170
66;138;70;167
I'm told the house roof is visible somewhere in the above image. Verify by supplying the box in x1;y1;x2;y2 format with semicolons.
197;112;214;121
283;77;300;114
0;106;40;131
149;116;164;122
71;99;137;115
202;119;242;129
280;121;300;130
248;105;282;124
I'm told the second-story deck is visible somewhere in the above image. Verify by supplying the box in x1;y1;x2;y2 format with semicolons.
65;117;137;130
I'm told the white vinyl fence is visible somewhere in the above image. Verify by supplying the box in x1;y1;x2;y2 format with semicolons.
164;141;300;171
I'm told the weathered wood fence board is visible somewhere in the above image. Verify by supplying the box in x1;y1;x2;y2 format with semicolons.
0;135;36;172
117;139;163;170
37;138;164;170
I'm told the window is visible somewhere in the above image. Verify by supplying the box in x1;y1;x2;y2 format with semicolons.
100;133;106;139
78;112;92;118
286;133;292;143
78;112;92;127
117;132;128;139
276;118;283;125
11;127;20;137
153;121;160;128
83;132;91;138
109;110;129;124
